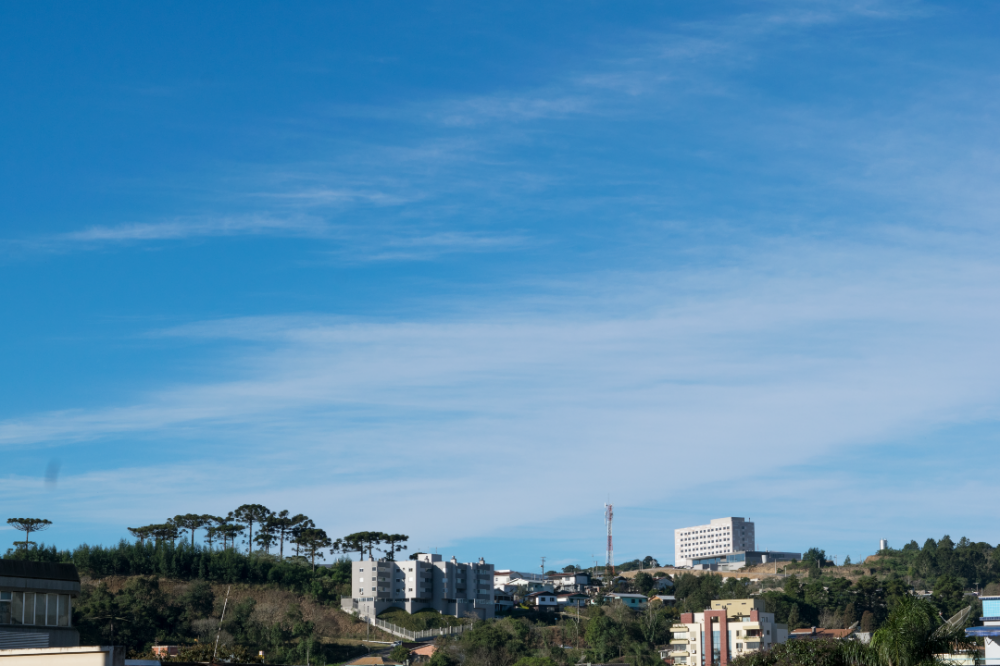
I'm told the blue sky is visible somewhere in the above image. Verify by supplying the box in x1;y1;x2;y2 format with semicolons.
2;1;1000;571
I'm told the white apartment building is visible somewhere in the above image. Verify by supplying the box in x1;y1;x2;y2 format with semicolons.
342;554;495;620
675;517;754;567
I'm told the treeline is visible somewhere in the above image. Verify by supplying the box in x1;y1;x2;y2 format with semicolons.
3;540;352;603
866;536;1000;589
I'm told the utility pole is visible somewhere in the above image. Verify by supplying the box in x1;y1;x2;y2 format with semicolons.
541;556;546;579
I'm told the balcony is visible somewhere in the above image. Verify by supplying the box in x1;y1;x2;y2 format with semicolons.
670;639;689;645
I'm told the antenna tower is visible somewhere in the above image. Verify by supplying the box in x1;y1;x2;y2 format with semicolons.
605;503;614;575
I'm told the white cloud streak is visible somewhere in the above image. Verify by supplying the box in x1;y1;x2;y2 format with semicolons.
3;233;1000;545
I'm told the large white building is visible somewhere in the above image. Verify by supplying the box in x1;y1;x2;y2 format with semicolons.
342;554;495;620
675;517;754;567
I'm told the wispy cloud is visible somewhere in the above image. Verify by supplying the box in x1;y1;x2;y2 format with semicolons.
3;231;1000;545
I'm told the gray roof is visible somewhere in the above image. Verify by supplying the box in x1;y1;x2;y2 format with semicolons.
0;560;80;582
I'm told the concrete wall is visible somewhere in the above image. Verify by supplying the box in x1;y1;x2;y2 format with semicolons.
0;646;123;666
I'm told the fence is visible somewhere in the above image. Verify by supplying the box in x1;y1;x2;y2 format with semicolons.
366;616;472;642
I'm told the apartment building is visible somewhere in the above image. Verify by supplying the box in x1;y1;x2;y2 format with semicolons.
666;598;788;666
0;561;81;649
675;518;755;567
342;554;495;620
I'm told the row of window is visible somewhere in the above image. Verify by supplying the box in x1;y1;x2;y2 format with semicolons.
0;592;72;627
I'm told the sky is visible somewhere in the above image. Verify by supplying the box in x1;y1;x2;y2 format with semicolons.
2;0;1000;572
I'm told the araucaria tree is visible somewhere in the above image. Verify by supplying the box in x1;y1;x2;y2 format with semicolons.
293;528;333;571
6;518;52;550
173;514;213;548
231;504;272;554
381;534;410;560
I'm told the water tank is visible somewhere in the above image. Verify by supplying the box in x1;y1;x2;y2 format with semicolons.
879;539;888;551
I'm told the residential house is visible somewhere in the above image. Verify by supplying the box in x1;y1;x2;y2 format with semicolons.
789;624;858;641
650;595;676;606
603;593;648;610
523;591;559;613
655;577;675;591
548;572;591;591
556;592;589;609
494;589;514;614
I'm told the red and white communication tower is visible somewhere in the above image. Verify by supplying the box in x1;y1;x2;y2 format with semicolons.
605;502;614;575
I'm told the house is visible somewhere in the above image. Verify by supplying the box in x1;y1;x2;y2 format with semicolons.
556;592;589;609
502;578;554;594
655;577;675;591
789;624;858;641
523;590;559;612
494;589;515;614
0;560;81;648
494;570;545;587
547;572;591;591
667;598;788;664
409;644;438;662
152;645;181;656
603;593;648;610
650;595;676;606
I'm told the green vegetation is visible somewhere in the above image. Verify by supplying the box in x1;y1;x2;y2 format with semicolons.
732;596;974;666
377;608;467;631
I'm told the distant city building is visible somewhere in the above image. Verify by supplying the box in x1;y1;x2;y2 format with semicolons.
666;599;788;665
675;518;755;567
0;561;81;649
342;554;495;620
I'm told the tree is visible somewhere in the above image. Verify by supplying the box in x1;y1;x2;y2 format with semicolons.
230;504;272;555
860;610;876;633
127;526;153;545
381;534;409;560
343;531;385;560
843;555;852;566
254;523;279;555
390;645;411;662
294;528;333;571
633;572;654;594
268;511;309;559
802;548;826;565
786;604;801;629
6;518;52;550
173;514;212;548
289;518;316;557
563;565;579;573
336;534;365;561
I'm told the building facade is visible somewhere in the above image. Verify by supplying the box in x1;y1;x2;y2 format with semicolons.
675;518;755;568
667;599;788;666
0;561;80;649
966;596;1000;666
342;554;495;620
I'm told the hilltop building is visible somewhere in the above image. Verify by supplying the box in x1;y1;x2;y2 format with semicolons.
342;554;495;620
675;518;755;567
